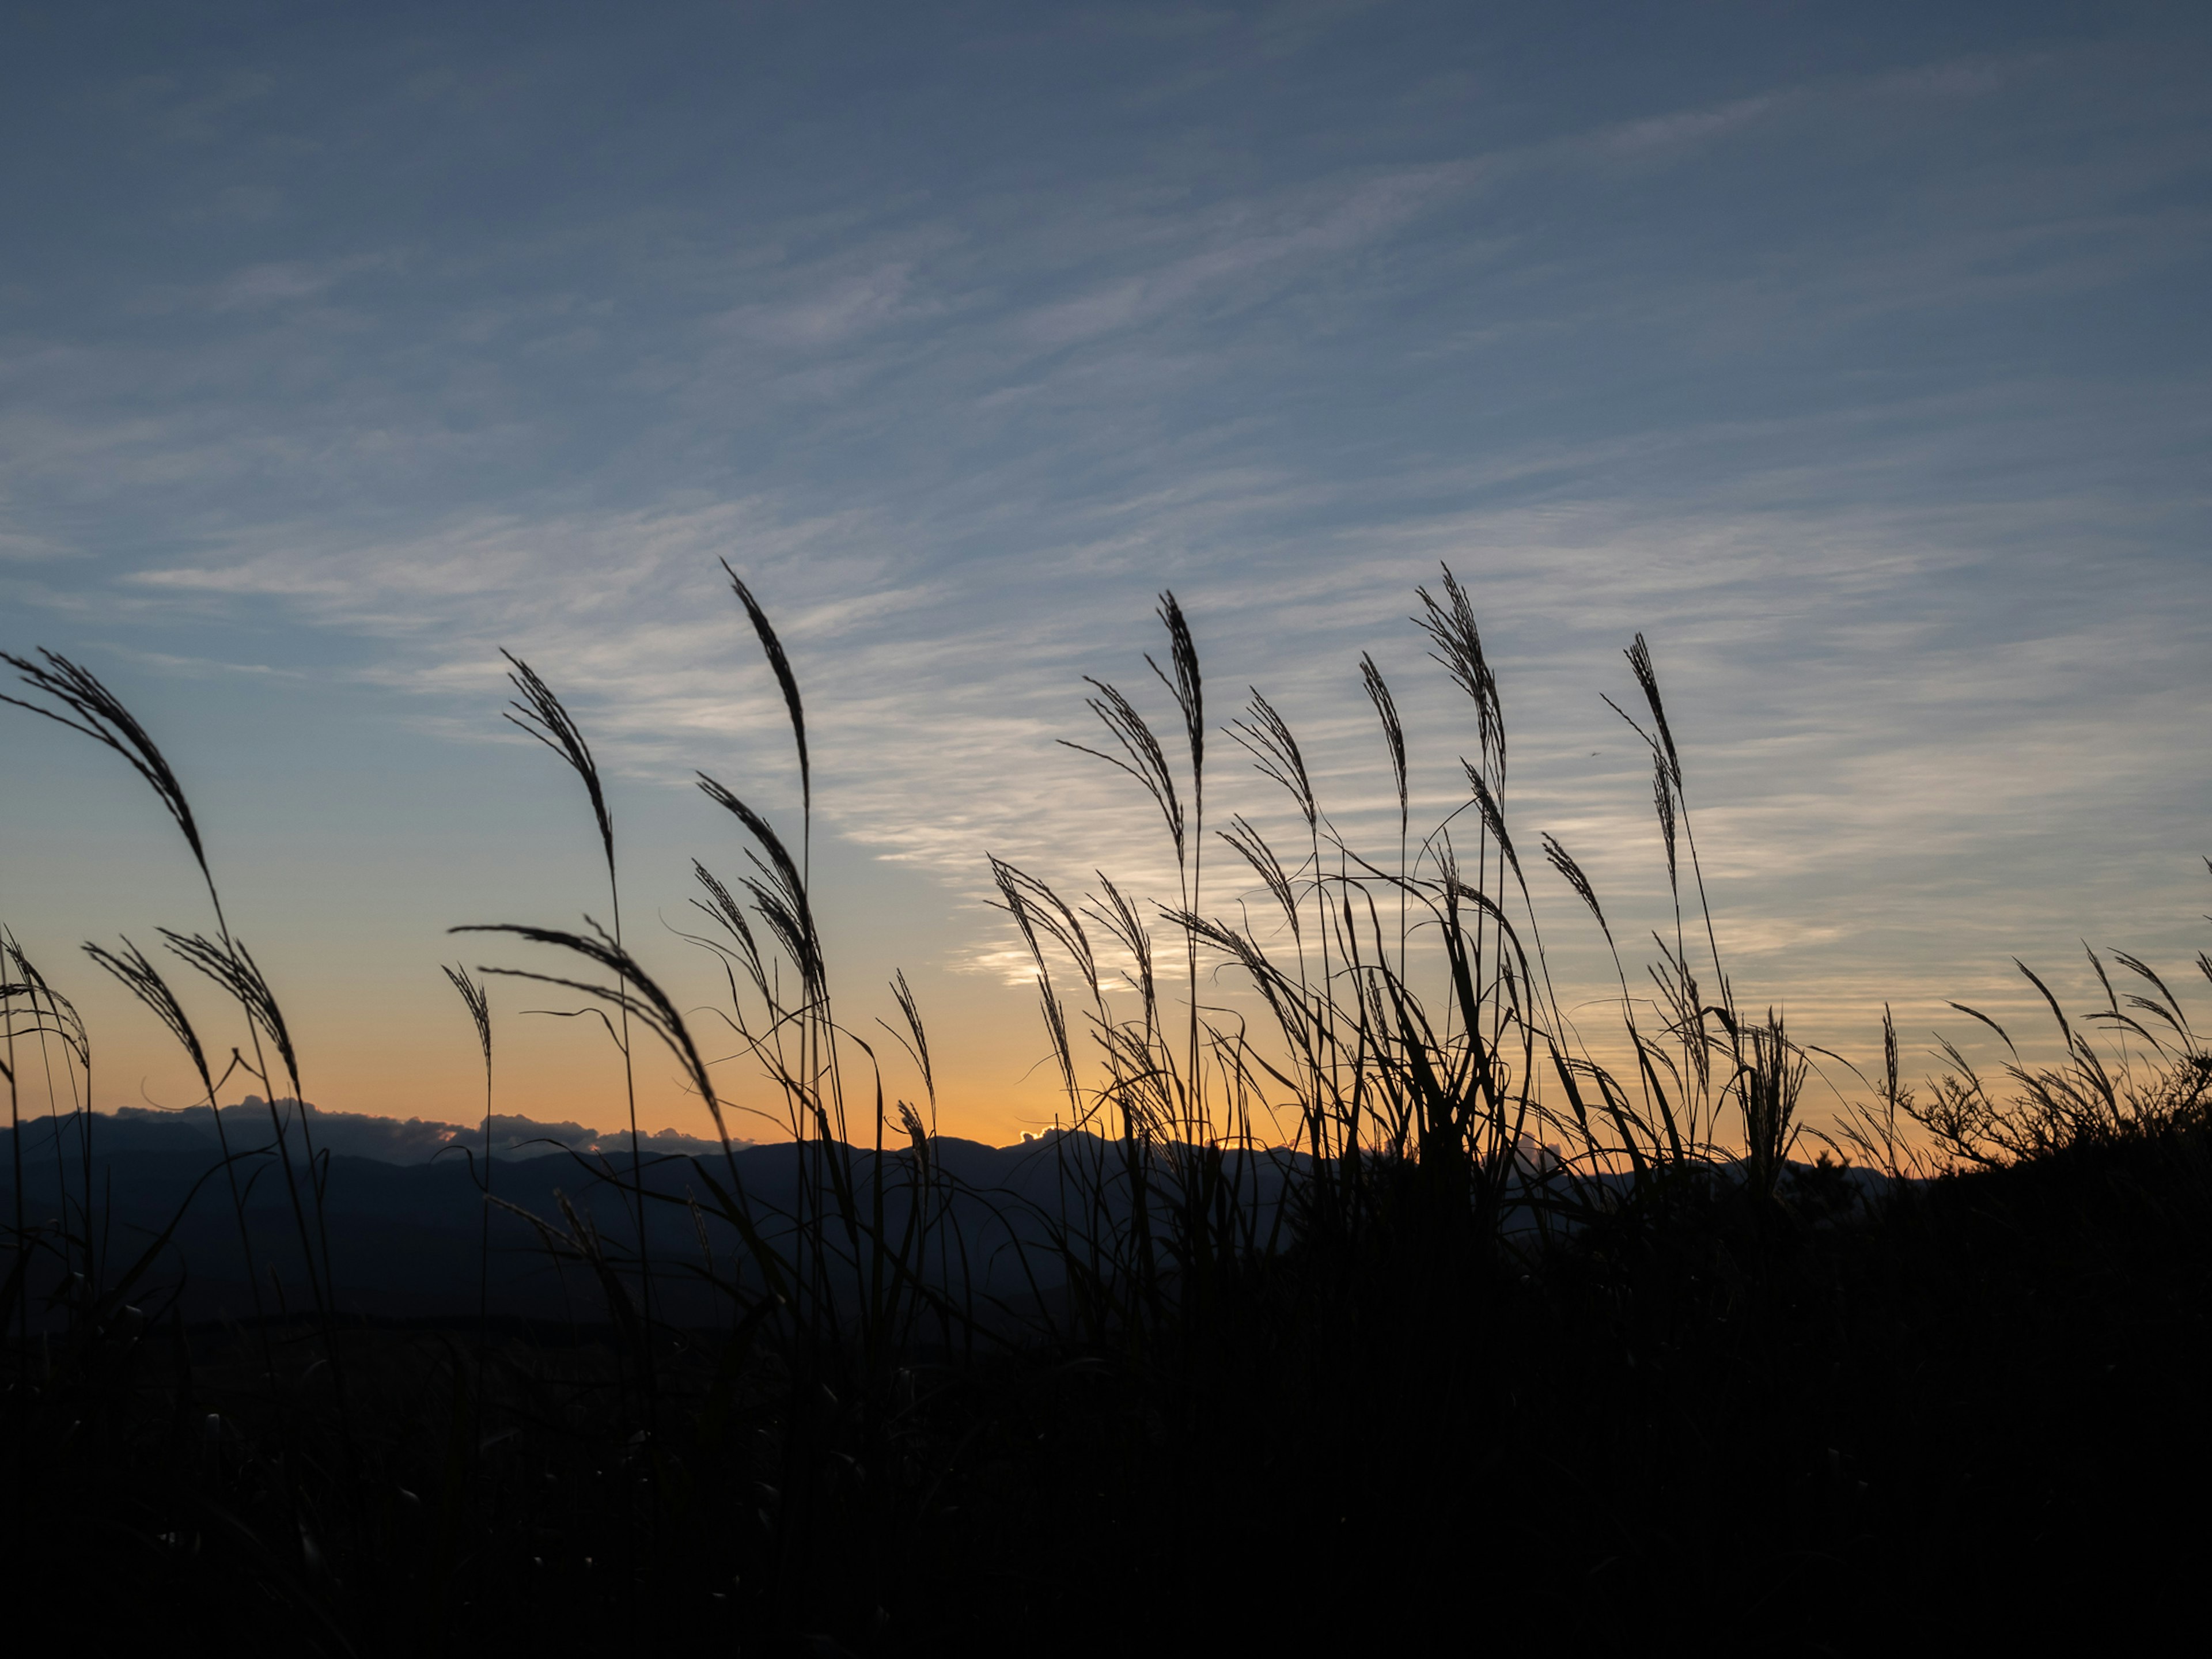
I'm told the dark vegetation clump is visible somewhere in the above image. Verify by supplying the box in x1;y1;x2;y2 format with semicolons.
3;577;2207;1656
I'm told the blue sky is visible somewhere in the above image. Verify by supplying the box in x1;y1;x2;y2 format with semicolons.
3;1;2208;1142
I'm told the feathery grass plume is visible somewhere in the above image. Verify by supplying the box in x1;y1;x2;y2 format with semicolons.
885;969;935;1119
696;775;822;998
1219;815;1301;940
1652;749;1679;889
721;561;812;842
1872;1001;1920;1174
1085;873;1158;1021
1645;740;1694;1116
2085;983;2165;1055
3;934;94;1286
1541;834;1612;945
1458;752;1577;1054
1035;975;1081;1118
0;651;287;1113
1152;593;1207;1135
1624;632;1680;789
1461;763;1526;899
161;930;300;1094
1361;652;1408;836
1169;908;1302;1041
2084;942;2126;1028
158;928;342;1320
992;858;1100;1134
990;855;1099;996
1226;689;1321;1048
1646;932;1709;1098
1;650;209;881
1540;833;1683;1162
1439;868;1535;997
1150;589;1203;786
1229;690;1314;830
1063;676;1184;863
895;1098;930;1175
1884;1001;1902;1107
2113;948;2195;1044
3;936;90;1078
2019;955;2120;1112
1363;650;1412;984
1737;1007;1806;1198
88;938;208;1084
160;930;309;1175
456;921;740;1164
2016;957;2080;1056
445;962;492;1069
1605;631;1730;1030
501;651;613;876
1415;564;1503;787
1946;999;2018;1056
691;858;772;1005
88;935;274;1328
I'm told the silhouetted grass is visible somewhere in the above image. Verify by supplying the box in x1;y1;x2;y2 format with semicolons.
3;572;2207;1656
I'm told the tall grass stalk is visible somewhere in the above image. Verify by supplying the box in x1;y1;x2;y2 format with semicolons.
86;937;271;1330
442;964;493;1333
501;652;656;1397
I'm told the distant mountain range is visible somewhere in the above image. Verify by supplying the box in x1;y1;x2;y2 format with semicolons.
0;1105;1294;1328
78;1096;747;1165
6;1105;1866;1334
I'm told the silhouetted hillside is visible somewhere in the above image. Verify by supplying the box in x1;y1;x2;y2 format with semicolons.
1;1109;1302;1324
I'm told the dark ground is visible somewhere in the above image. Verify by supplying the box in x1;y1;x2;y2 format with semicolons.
5;1123;2207;1656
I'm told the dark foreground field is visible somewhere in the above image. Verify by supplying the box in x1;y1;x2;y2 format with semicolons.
5;1113;2207;1656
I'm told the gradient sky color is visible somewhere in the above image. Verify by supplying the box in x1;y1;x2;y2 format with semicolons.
3;1;2208;1147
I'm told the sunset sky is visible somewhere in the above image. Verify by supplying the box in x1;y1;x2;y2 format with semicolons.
3;1;2207;1147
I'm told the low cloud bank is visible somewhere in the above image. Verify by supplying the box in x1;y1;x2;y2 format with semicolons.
92;1099;747;1165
